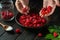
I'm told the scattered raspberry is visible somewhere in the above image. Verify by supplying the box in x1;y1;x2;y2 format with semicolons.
37;33;42;37
53;32;58;37
15;28;21;33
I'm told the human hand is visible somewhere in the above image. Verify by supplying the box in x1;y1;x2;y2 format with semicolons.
39;0;60;17
15;0;30;15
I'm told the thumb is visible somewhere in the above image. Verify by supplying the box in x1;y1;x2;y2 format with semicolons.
54;0;60;7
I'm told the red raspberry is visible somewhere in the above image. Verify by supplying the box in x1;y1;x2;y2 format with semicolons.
15;28;21;33
33;24;37;28
2;15;8;19
22;7;28;12
45;10;49;14
41;10;46;15
8;12;14;18
20;15;26;19
37;24;41;27
41;18;46;23
38;20;41;23
53;32;58;37
29;17;32;21
47;6;52;13
1;11;14;20
33;20;37;24
38;33;42;37
41;8;47;15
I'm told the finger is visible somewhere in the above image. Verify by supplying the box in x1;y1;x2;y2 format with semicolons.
43;0;48;8
15;0;23;13
47;0;55;7
19;0;29;7
54;0;60;7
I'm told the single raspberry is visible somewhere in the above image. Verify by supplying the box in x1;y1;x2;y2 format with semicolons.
15;28;21;33
47;6;52;13
38;33;42;37
9;12;13;17
53;32;58;37
22;7;28;12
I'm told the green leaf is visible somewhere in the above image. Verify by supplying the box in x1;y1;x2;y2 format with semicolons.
52;38;59;40
55;29;60;33
45;34;54;39
58;26;60;29
48;29;55;33
57;35;60;38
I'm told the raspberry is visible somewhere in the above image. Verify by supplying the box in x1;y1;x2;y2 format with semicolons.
33;20;37;24
53;32;58;37
22;7;28;12
15;28;21;33
20;15;26;19
33;24;37;28
1;11;14;20
37;24;41;27
47;6;52;13
8;12;14;18
38;33;42;37
41;18;46;23
41;6;52;16
41;8;47;15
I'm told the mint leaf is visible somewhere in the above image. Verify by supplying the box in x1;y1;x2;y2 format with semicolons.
45;34;54;39
49;29;55;33
54;29;60;33
52;38;59;40
57;35;60;38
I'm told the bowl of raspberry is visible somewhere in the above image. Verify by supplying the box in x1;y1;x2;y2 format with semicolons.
15;13;49;29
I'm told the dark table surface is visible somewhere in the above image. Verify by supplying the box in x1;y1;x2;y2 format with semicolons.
0;0;60;40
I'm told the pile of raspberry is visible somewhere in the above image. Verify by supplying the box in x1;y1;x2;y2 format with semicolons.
18;14;46;28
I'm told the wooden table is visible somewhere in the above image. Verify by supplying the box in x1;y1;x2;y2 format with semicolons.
0;0;60;40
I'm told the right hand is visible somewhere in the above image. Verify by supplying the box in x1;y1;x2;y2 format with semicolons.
39;0;56;17
15;0;30;15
